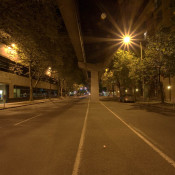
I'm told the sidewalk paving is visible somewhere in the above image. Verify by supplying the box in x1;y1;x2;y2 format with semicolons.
0;97;71;110
100;96;175;111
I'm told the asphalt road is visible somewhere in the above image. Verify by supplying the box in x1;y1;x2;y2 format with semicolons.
0;97;175;175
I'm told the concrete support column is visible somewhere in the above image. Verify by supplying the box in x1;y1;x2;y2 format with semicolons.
78;62;103;102
91;70;99;102
9;84;14;98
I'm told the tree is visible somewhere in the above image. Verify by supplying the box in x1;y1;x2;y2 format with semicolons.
101;69;114;94
102;49;139;98
144;27;175;103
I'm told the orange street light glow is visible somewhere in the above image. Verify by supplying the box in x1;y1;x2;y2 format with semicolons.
124;36;130;44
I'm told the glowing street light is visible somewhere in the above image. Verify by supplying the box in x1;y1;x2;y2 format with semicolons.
123;36;130;44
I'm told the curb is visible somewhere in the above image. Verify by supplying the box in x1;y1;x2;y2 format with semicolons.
0;101;46;110
0;96;86;110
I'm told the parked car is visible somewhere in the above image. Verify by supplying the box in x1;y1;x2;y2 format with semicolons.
120;94;135;103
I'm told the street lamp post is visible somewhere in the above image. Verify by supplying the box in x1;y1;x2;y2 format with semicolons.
123;36;145;101
140;41;145;100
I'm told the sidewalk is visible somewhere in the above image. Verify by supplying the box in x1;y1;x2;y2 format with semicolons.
100;96;175;111
0;97;70;110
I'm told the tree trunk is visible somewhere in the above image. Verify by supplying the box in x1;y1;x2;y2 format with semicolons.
159;81;165;103
60;79;63;97
142;79;145;101
57;81;60;97
49;82;51;98
29;62;33;101
169;75;171;102
117;81;122;101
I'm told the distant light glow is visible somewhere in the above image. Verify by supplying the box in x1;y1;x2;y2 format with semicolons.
5;46;18;61
46;67;52;76
136;88;139;92
167;86;171;90
125;89;128;93
101;13;107;20
11;43;16;48
144;31;147;39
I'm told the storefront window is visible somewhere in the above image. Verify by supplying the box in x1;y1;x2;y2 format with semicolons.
0;83;6;102
14;85;29;98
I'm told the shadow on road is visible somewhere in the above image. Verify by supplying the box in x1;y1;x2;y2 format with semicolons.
100;97;119;102
100;97;175;117
128;103;175;117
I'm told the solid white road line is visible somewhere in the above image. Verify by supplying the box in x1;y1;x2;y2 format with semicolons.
14;114;41;126
72;98;90;175
100;102;175;169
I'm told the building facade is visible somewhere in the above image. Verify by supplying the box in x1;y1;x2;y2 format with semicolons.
0;43;58;103
137;0;175;102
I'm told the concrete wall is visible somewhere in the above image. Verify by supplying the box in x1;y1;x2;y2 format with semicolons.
0;70;58;98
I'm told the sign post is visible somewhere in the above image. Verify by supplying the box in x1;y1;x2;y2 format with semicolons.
3;94;6;109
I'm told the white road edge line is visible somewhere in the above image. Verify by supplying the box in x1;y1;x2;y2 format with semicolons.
14;114;41;126
100;102;175;169
72;97;90;175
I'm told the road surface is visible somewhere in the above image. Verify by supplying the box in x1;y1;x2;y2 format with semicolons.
0;97;175;175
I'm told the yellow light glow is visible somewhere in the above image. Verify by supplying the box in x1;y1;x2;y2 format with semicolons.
5;46;18;60
11;43;16;48
124;36;130;44
101;13;107;20
46;67;52;76
167;86;171;90
136;88;139;92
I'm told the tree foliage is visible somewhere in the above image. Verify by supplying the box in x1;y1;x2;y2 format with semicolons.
144;27;175;78
101;49;139;96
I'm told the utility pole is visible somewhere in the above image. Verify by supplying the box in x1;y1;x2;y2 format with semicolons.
140;42;145;101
